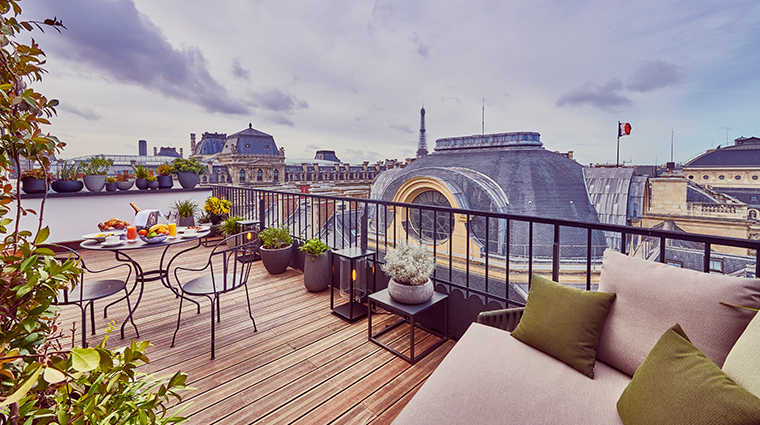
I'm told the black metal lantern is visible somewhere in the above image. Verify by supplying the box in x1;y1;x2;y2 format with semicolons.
330;247;376;322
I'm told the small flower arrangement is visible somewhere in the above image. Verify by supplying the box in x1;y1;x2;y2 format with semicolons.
156;162;173;176
115;172;134;182
382;242;434;286
20;168;54;181
204;196;231;216
106;176;118;183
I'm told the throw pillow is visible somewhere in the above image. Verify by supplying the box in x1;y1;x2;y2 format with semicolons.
596;249;760;377
511;274;615;379
617;323;760;425
723;310;760;397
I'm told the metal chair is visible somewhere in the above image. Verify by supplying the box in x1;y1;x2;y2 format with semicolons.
170;231;259;359
53;245;136;347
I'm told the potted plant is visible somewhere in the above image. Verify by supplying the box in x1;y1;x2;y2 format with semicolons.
115;171;134;191
132;164;150;190
300;238;331;292
105;176;118;192
382;242;435;304
204;196;231;225
147;173;159;189
258;224;293;274
156;162;174;189
51;162;83;193
173;157;206;189
219;215;245;247
81;155;113;192
172;199;198;226
19;167;53;194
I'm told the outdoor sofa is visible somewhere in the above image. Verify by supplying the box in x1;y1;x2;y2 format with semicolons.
392;249;760;424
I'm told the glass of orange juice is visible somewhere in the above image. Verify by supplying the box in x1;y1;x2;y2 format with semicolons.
126;226;137;241
168;223;177;237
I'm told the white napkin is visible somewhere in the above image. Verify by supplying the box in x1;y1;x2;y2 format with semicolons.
134;210;163;228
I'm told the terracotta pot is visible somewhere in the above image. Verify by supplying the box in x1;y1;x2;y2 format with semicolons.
260;245;292;275
388;278;434;304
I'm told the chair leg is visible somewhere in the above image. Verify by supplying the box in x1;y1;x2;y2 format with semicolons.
90;300;96;335
80;303;88;348
210;296;216;360
123;287;138;338
171;295;185;348
243;282;257;332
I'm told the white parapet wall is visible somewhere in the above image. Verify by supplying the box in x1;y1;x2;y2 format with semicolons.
10;187;212;243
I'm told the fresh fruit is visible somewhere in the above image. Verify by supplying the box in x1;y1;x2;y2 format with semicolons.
138;229;147;236
148;223;169;233
146;231;158;238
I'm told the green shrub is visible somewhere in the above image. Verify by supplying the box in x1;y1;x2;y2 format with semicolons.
300;238;330;256
259;224;293;249
172;158;206;174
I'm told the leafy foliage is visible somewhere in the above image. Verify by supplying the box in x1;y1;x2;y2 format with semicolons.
219;216;245;237
172;158;206;175
382;242;434;285
258;224;293;249
114;172;134;182
55;162;80;181
80;155;113;175
131;164;149;179
299;238;330;256
172;199;198;219
156;162;173;176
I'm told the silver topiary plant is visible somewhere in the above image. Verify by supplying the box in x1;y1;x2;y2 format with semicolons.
382;242;434;285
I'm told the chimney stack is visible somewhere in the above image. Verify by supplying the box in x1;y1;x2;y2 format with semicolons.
138;140;147;156
190;133;196;152
153;147;157;156
180;148;184;158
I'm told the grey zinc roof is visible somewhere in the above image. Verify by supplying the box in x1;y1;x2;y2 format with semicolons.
195;133;226;156
686;145;760;168
223;124;278;156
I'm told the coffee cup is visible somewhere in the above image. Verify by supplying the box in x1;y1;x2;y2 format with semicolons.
105;235;119;245
184;229;197;237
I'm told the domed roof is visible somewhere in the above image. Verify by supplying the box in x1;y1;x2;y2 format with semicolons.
687;137;760;168
194;132;227;156
222;123;278;155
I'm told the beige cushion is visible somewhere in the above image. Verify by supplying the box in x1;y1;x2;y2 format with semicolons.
617;323;760;425
511;274;615;378
392;322;630;425
596;249;760;377
724;311;760;397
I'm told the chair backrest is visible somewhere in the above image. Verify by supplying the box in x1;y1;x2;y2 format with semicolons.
50;245;84;305
207;231;259;294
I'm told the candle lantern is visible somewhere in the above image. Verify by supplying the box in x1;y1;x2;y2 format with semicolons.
330;247;376;322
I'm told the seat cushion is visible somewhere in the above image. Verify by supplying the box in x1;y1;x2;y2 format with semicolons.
723;311;760;398
392;323;630;425
511;274;615;378
617;323;760;425
596;249;760;377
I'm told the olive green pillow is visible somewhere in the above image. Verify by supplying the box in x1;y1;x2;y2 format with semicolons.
511;274;615;379
617;324;760;425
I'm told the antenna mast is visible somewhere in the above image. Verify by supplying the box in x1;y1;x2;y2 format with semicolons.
481;97;485;135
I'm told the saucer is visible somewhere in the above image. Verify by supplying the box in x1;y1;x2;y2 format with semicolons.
127;239;138;243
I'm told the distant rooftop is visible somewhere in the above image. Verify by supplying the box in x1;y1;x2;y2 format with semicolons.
434;132;542;152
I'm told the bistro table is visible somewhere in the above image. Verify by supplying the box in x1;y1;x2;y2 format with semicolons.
80;228;210;339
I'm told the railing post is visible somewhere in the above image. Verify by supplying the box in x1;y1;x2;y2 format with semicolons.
552;224;560;282
259;196;266;229
361;206;368;250
704;243;711;273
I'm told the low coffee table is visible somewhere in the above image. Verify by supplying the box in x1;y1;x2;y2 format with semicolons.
368;289;448;364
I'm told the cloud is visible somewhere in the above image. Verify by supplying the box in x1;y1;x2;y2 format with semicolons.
440;95;461;104
389;123;413;133
59;103;103;121
305;144;321;150
342;149;384;163
36;0;248;115
627;60;685;92
411;33;430;58
248;87;309;112
556;78;633;111
231;58;251;82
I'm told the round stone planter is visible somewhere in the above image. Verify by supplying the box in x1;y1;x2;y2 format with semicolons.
82;174;106;192
177;171;200;189
387;278;434;304
135;178;149;190
116;180;134;191
105;182;118;192
21;177;48;194
51;180;83;193
178;216;195;227
303;254;330;292
260;245;293;275
148;180;159;190
157;175;173;189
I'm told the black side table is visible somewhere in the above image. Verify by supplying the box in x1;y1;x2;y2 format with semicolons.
368;289;448;364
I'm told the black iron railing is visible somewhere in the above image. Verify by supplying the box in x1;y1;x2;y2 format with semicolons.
211;185;760;338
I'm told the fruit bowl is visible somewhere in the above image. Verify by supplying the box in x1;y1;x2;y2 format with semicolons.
139;234;168;244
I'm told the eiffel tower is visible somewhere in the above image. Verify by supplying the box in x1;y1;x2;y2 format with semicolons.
416;105;428;158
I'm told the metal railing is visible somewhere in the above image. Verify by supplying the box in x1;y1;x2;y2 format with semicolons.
212;185;760;337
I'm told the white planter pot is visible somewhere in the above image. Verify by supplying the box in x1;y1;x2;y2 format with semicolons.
387;278;434;304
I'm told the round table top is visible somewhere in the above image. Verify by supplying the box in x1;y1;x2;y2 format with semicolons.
80;230;210;251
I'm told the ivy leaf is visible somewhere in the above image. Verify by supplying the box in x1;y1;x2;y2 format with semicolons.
70;348;100;372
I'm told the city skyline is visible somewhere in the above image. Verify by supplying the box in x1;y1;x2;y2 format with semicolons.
22;0;760;166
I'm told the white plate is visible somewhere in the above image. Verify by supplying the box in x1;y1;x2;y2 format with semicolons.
82;230;126;240
101;240;125;247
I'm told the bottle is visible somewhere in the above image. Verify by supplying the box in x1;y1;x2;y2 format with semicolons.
130;202;141;212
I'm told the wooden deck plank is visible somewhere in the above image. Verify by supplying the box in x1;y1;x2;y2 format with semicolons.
55;246;455;425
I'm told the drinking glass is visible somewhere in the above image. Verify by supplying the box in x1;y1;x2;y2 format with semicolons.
168;223;177;237
126;226;137;241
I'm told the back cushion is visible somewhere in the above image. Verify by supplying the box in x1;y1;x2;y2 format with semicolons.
596;249;760;377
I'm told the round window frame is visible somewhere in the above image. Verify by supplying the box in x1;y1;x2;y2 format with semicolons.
409;190;453;243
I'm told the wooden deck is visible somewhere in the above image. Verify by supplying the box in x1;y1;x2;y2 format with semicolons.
58;243;454;424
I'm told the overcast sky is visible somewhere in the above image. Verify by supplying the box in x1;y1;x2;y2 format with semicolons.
21;0;760;166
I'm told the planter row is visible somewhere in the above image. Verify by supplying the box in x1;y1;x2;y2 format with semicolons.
21;172;202;194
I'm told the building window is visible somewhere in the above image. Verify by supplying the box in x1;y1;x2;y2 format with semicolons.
736;175;742;180
709;259;724;273
719;175;725;180
264;145;269;149
688;175;694;179
703;175;709;180
273;169;279;181
245;144;250;148
409;190;453;242
257;169;263;181
239;169;245;182
750;210;757;219
202;175;207;183
220;174;226;182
